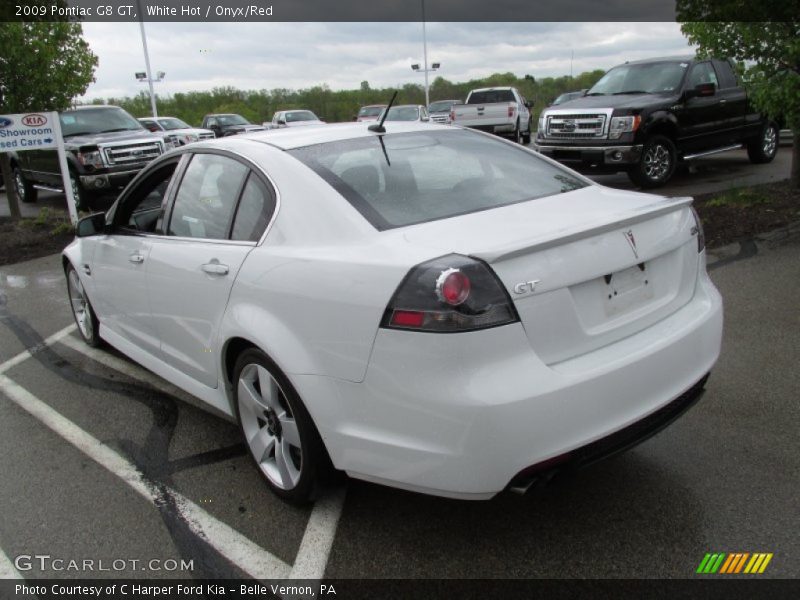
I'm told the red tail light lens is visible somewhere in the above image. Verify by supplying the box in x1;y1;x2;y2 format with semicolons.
690;206;705;253
381;254;519;333
508;105;515;118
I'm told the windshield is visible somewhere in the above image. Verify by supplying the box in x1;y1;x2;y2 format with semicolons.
467;90;515;104
285;111;318;123
158;117;191;130
358;106;385;117
428;100;457;112
289;129;586;231
60;107;145;136
216;114;249;126
588;61;689;95
384;106;421;121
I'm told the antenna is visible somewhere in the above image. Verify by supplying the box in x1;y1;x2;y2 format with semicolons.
369;91;398;133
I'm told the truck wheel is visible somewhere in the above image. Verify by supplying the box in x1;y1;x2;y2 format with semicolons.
69;172;90;212
627;135;677;188
512;120;522;144
12;166;38;204
522;119;532;145
747;121;779;164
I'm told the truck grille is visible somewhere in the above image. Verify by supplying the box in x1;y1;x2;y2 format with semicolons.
430;114;450;124
198;132;215;141
103;142;164;165
546;113;607;139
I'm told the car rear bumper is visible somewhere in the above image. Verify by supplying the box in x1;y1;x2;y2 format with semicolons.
534;142;643;167
296;265;723;500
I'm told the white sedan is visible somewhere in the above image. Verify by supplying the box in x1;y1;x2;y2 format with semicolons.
64;122;723;502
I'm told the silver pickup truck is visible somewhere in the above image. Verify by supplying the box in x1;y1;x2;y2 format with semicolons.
450;87;533;144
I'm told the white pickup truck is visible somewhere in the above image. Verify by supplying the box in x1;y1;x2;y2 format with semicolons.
450;87;533;144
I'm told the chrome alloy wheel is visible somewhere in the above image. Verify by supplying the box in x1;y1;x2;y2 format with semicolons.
68;269;94;341
762;124;777;158
14;169;27;202
642;142;672;181
237;363;303;490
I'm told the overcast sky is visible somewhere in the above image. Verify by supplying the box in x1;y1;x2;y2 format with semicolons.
80;22;695;100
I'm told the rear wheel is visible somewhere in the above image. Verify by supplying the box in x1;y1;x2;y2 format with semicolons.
12;165;37;204
747;121;778;164
66;265;102;347
522;118;532;145
234;349;330;504
512;120;522;144
627;135;677;188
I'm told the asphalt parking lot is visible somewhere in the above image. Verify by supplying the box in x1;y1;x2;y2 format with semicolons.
0;147;798;583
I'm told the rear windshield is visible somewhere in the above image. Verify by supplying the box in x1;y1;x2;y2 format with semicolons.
289;130;586;231
358;106;384;117
467;90;515;104
285;111;318;122
428;100;458;112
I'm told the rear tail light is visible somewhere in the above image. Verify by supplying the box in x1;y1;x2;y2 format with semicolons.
508;105;515;118
450;109;456;122
381;254;519;333
690;206;705;252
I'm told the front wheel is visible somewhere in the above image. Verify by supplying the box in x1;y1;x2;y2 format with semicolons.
13;165;38;204
66;265;102;347
627;135;677;188
69;172;91;212
747;121;779;164
234;349;330;504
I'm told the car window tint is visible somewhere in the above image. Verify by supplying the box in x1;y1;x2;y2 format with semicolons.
291;130;586;231
168;153;248;239
687;62;718;89
116;162;178;233
231;174;275;241
712;59;738;89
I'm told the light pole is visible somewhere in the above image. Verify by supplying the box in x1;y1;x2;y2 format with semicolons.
410;0;440;108
136;0;160;118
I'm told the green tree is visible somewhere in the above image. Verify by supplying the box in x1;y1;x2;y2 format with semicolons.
0;22;98;218
677;1;800;186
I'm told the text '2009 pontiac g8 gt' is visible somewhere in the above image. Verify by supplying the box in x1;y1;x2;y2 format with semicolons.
64;122;723;502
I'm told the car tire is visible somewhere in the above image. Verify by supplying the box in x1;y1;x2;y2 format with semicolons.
66;264;102;347
12;165;38;204
747;121;779;164
233;348;330;504
512;120;522;144
522;119;532;145
69;171;91;212
627;135;677;188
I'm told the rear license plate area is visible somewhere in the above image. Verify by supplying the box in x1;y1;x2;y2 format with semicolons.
603;263;654;316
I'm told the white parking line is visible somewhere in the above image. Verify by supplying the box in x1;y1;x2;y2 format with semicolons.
290;486;346;579
0;373;291;579
0;324;76;376
0;541;23;579
1;327;346;579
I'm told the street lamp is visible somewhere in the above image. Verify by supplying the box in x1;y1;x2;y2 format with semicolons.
410;0;440;108
135;0;161;118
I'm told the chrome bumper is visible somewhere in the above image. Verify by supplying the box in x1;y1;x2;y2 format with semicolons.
534;143;644;165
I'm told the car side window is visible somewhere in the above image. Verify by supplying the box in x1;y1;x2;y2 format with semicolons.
686;62;719;89
207;118;217;127
115;162;179;233
712;59;738;89
231;173;276;242
168;153;248;239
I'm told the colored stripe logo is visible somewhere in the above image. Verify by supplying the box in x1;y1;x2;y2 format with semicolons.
697;552;773;574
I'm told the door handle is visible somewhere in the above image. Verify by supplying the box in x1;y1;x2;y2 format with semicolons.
201;262;229;275
129;252;144;264
719;99;727;104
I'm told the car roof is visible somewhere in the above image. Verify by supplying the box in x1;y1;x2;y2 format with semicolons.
388;104;422;109
469;87;514;92
623;55;696;65
361;104;387;108
207;121;452;151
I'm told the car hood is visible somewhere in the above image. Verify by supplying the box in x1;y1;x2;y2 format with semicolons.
552;93;676;111
168;128;214;135
63;130;161;145
286;120;325;127
395;184;690;262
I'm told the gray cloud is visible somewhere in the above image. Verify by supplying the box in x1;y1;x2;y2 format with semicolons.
80;22;693;100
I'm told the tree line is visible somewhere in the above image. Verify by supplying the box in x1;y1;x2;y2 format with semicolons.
88;70;606;126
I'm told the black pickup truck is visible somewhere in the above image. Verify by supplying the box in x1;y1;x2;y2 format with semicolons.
534;56;779;187
11;105;166;210
201;113;265;137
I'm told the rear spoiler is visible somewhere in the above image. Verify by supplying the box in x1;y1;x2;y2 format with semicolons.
475;196;694;263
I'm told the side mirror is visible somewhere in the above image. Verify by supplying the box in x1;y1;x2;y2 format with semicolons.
687;82;716;99
76;212;107;237
525;100;533;108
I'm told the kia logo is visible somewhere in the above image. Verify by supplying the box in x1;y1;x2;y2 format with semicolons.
0;117;12;129
22;114;47;127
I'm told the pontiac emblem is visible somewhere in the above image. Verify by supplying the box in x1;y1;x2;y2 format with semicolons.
623;229;638;258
